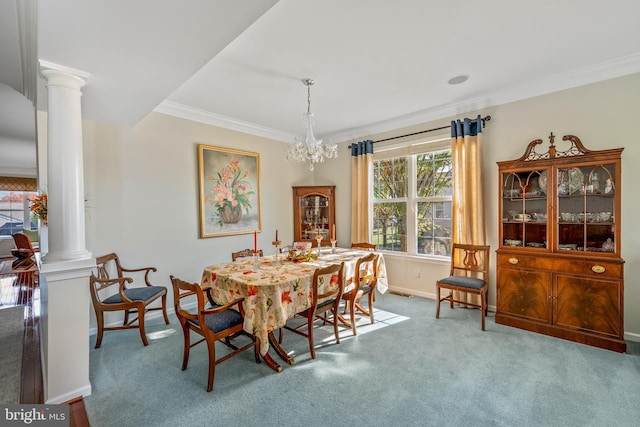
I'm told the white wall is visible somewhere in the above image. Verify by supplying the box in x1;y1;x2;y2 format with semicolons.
76;71;640;342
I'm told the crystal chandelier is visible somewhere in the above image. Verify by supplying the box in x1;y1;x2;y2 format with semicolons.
285;78;338;171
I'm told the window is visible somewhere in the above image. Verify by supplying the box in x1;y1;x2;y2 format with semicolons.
372;135;453;257
0;191;37;236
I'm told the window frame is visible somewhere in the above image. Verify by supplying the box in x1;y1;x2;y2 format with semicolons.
371;133;452;259
0;190;37;237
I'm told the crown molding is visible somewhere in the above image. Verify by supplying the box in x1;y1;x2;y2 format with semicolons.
154;100;298;143
327;52;640;144
155;53;640;145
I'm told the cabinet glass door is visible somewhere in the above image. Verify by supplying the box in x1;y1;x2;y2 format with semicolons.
501;169;548;249
300;195;330;240
556;164;616;253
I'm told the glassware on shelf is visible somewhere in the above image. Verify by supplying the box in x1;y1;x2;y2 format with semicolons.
602;238;614;252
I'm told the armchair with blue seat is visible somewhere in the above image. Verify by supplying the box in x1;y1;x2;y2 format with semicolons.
90;253;170;348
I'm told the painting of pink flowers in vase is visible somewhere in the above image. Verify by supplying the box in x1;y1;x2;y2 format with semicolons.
198;145;261;238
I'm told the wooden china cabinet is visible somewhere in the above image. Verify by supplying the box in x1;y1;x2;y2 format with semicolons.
496;133;625;352
292;185;336;246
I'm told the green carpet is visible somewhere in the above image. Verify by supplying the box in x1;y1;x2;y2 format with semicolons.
0;305;24;404
84;293;640;426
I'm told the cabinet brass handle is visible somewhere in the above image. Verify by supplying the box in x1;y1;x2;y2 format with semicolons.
508;258;518;265
591;265;606;274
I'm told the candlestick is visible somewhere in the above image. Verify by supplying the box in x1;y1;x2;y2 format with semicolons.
254;231;257;253
272;239;282;266
315;234;323;257
275;229;278;242
332;224;335;240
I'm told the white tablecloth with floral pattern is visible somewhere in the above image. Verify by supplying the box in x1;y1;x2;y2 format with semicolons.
200;247;387;355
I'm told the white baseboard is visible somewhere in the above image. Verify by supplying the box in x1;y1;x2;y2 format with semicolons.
46;384;92;404
386;286;497;313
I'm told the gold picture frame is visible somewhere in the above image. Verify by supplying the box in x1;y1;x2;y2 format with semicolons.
198;144;261;238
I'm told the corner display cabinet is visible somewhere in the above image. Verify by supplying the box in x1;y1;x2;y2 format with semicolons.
293;185;336;246
496;133;625;352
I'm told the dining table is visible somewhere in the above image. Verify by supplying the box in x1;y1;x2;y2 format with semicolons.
200;246;388;372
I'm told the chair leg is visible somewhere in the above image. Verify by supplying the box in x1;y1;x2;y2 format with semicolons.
332;308;340;344
435;284;441;319
368;292;375;324
137;305;149;346
206;339;216;392
349;298;357;336
481;290;486;331
95;311;104;349
181;326;191;370
449;290;454;309
253;336;260;364
161;294;170;325
307;315;316;359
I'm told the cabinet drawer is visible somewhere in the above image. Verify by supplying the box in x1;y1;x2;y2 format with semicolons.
497;254;552;270
497;254;622;279
555;259;622;279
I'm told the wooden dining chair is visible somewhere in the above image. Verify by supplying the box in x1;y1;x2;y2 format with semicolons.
341;252;379;335
231;248;263;261
351;242;377;251
170;275;260;392
435;243;490;330
11;232;38;269
280;262;345;359
90;253;170;348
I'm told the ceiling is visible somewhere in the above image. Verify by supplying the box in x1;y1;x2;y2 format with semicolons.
2;0;640;167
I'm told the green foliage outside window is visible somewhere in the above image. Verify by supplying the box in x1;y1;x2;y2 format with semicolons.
373;149;453;256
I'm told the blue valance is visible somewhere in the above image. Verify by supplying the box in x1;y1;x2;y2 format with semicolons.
451;115;483;138
351;140;374;157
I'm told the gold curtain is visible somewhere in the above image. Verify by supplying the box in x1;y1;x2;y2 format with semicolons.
0;176;37;191
351;140;374;244
451;116;486;305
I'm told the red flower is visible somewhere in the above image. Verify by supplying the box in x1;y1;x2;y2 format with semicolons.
247;285;258;297
281;291;293;305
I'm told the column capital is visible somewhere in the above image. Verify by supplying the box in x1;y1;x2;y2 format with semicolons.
39;60;89;90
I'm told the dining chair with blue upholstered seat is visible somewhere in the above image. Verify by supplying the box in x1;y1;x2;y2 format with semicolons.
170;275;260;392
90;253;170;348
435;243;490;330
231;248;263;261
341;252;379;335
279;262;345;359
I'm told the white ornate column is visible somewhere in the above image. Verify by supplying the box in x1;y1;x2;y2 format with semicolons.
38;61;95;403
40;62;92;263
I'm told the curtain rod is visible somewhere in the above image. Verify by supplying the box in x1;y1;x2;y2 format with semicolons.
347;115;491;149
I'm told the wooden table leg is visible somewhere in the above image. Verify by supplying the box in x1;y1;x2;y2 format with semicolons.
261;352;283;373
268;330;295;366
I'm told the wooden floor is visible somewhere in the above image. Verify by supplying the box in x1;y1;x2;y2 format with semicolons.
1;257;91;426
67;396;91;427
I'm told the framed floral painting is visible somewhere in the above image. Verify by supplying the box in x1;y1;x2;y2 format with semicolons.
198;144;261;238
